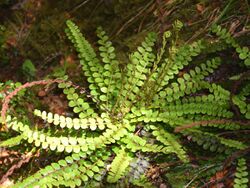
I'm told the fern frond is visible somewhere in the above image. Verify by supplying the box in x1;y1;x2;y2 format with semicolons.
211;25;250;66
58;81;97;118
130;102;233;127
122;133;172;154
233;158;249;188
153;57;224;106
150;125;188;162
65;20;107;108
183;129;247;152
107;147;133;183
118;32;157;109
34;109;107;130
151;40;205;94
13;150;109;188
7;113;134;153
0;133;24;147
175;118;242;131
96;26;122;107
211;25;238;47
7;118;85;153
232;83;250;119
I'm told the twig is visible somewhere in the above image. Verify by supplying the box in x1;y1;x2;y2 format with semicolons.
115;0;154;36
186;8;219;43
68;0;91;13
184;165;216;188
0;150;38;185
233;29;250;37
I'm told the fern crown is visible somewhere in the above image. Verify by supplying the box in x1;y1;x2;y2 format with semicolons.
1;20;249;187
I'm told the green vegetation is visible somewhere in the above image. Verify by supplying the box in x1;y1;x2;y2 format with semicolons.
0;19;249;187
234;158;249;188
21;59;37;80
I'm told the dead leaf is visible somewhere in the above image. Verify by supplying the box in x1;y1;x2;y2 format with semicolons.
6;37;17;47
65;55;75;65
38;90;46;97
196;3;205;13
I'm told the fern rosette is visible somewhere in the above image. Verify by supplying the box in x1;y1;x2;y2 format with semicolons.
1;21;249;187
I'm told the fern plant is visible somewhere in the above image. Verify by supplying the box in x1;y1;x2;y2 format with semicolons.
0;20;249;187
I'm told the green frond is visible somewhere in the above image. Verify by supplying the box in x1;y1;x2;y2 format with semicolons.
232;83;250;119
34;109;108;130
211;25;250;66
122;133;172;154
7;118;85;153
13;150;109;188
202;39;229;53
181;94;229;107
107;147;133;183
150;125;188;162
131;174;156;188
96;26;122;107
211;25;238;47
207;83;231;101
232;95;250;119
177;117;242;130
166;101;233;118
0;133;24;147
152;40;205;94
153;57;223;106
205;122;242;130
233;158;249;188
183;129;247;152
129;103;232;127
7;112;134;154
118;32;157;108
219;137;248;150
65;20;106;108
58;82;97;118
